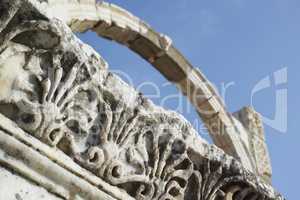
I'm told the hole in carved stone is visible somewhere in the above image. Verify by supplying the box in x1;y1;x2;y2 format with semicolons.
144;131;155;169
112;166;122;178
120;182;150;197
170;177;186;188
184;174;199;200
174;159;191;171
220;182;249;200
66;120;87;136
89;152;99;163
99;113;107;122
27;74;42;103
169;187;180;196
172;139;186;155
209;160;222;173
39;52;53;77
20;113;35;124
49;129;60;142
61;51;78;73
232;190;242;200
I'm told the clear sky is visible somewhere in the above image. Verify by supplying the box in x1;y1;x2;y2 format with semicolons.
79;0;299;198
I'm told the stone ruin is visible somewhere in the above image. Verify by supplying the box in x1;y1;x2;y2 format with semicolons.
0;0;284;199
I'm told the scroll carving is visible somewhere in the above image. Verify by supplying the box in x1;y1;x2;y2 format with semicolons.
0;7;282;200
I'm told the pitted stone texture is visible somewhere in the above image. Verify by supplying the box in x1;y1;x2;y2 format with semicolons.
0;166;62;200
41;0;256;172
0;0;283;199
234;107;272;183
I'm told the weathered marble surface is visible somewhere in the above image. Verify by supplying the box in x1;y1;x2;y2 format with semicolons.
0;166;62;200
0;0;283;199
43;0;275;176
234;107;273;183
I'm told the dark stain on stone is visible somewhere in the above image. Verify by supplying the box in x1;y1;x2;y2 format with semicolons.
15;193;23;200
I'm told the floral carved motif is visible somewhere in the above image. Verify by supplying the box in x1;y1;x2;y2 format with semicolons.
0;7;282;200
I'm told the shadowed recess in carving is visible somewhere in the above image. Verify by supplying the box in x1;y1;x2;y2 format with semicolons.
12;30;60;50
40;0;275;177
0;3;283;200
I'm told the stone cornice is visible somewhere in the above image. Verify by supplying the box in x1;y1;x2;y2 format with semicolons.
0;113;132;200
40;0;274;176
0;0;283;199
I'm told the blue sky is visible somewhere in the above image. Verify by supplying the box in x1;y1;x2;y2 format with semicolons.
79;0;299;198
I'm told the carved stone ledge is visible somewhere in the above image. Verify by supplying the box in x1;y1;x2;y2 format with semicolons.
0;1;284;200
41;0;272;174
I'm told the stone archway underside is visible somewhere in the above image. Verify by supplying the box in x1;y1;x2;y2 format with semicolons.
0;0;282;199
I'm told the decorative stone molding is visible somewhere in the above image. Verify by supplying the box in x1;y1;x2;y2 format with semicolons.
42;0;265;173
0;0;283;199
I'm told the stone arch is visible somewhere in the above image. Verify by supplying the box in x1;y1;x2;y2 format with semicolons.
0;1;281;199
45;0;256;170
